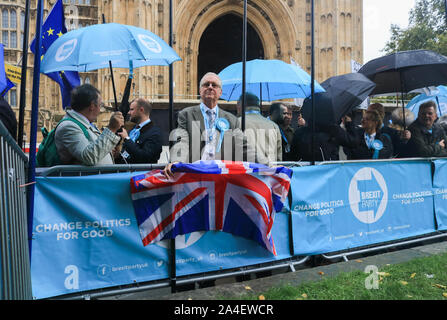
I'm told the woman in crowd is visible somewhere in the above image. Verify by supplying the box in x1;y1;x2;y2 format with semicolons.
345;109;393;160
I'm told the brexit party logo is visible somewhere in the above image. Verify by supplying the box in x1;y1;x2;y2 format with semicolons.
138;34;162;53
55;39;77;62
348;167;388;224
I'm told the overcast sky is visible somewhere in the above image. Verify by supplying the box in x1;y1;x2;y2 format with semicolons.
363;0;416;63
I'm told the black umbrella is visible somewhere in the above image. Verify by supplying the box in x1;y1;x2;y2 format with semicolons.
358;50;447;95
358;50;447;128
301;72;376;126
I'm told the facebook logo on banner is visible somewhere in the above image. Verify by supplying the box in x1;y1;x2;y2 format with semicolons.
130;160;292;255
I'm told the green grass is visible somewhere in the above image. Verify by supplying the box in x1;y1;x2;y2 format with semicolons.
225;252;447;300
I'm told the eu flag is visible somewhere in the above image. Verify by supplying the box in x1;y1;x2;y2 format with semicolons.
30;0;80;109
0;43;13;96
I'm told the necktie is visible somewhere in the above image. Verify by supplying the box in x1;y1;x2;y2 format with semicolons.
206;109;216;129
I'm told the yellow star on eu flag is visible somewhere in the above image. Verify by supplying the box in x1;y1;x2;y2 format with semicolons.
57;31;63;37
47;27;54;36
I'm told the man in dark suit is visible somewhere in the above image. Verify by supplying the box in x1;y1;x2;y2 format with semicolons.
116;98;162;164
165;72;243;176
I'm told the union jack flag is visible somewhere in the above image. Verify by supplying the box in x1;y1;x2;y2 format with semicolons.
130;160;292;255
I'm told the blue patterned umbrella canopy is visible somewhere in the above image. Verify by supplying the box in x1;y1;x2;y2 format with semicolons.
41;23;181;73
218;59;325;101
406;85;447;116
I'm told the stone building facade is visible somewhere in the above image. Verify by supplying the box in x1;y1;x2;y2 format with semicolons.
0;0;363;144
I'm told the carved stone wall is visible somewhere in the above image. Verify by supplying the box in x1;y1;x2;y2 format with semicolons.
0;0;363;143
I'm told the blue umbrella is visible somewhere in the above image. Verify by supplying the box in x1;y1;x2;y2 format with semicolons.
218;59;325;101
406;85;447;116
41;23;181;73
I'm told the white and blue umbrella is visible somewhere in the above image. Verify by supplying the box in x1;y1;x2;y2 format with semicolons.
406;85;447;116
41;23;181;73
218;59;325;101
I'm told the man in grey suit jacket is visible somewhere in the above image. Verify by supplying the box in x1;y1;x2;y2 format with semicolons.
236;92;282;164
55;84;124;165
165;72;243;176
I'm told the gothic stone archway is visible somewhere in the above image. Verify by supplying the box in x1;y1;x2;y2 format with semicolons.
175;0;297;98
197;13;264;93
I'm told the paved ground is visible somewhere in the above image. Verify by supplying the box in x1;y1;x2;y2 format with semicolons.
100;238;447;300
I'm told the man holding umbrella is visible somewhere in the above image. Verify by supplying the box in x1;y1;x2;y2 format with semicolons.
405;100;447;158
115;98;162;164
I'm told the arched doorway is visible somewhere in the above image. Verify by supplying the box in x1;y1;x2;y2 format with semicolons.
197;14;264;91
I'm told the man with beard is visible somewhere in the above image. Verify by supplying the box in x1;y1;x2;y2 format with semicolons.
269;102;300;160
116;97;162;164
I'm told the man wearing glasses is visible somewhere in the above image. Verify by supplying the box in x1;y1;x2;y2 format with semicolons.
55;84;124;165
166;72;240;176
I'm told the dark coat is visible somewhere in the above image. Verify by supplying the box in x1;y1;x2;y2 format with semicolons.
345;127;394;160
116;121;162;164
290;124;359;162
0;97;17;141
380;125;408;158
404;120;447;158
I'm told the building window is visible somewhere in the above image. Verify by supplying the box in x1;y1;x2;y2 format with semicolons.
2;31;9;47
10;10;16;28
20;11;24;29
6;89;17;107
2;10;9;28
1;9;20;48
10;31;16;48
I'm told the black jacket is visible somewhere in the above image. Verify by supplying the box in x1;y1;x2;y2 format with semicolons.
345;127;394;160
0;97;17;141
404;120;447;158
116;121;162;164
290;124;359;161
380;125;408;158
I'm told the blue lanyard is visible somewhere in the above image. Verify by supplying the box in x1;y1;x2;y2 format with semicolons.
279;127;289;145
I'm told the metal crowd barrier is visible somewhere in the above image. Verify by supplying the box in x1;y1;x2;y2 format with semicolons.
315;157;447;262
35;162;311;300
33;158;447;299
0;121;32;300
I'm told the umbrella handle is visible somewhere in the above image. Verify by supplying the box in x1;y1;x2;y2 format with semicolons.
129;60;134;78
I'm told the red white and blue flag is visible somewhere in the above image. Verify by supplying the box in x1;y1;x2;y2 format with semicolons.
130;160;292;255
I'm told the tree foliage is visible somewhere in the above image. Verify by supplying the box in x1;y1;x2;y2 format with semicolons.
383;0;447;56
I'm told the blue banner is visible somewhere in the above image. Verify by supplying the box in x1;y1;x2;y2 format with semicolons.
290;161;436;255
433;159;447;230
31;172;291;299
